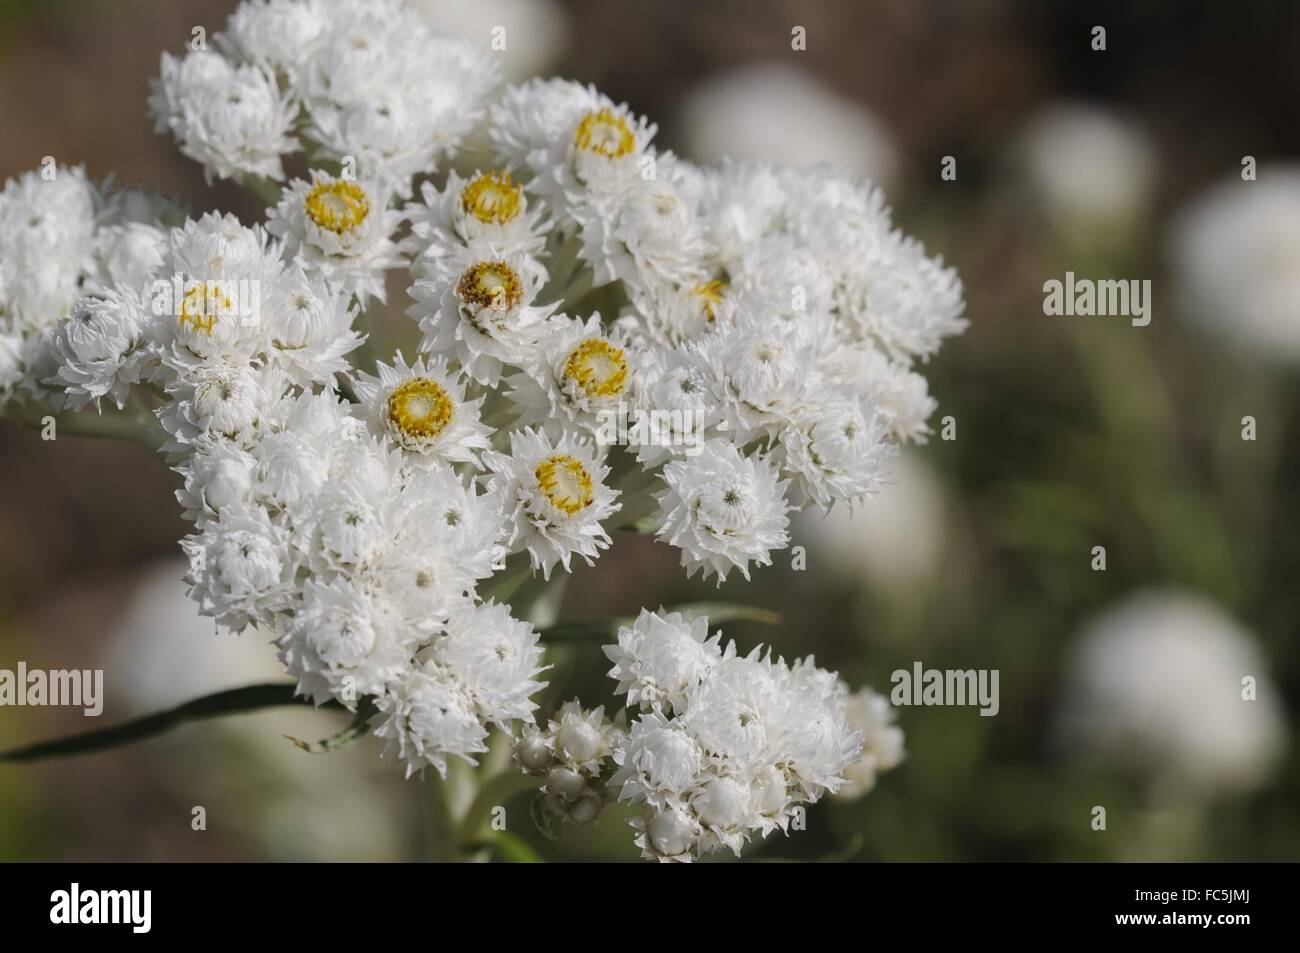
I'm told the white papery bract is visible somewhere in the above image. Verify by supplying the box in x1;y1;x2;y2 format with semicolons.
19;0;955;849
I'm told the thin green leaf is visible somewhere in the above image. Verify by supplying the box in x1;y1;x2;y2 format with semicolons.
285;695;378;754
0;682;330;763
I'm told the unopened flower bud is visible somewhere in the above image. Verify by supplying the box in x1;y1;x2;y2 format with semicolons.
546;765;587;799
516;733;552;773
647;808;694;859
569;792;603;824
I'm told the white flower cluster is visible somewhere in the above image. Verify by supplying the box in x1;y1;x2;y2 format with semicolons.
149;0;500;193
0;167;177;408
5;0;945;831
515;700;625;824
601;609;866;862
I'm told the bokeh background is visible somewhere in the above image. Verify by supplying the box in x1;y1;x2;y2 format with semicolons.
1;0;1298;861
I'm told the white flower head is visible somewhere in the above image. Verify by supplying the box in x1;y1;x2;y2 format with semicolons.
654;440;791;584
403;169;549;265
836;686;906;800
409;243;558;385
46;288;149;411
353;351;491;467
483;427;620;579
374;660;487;778
277;576;417;707
149;49;298;183
261;263;363;387
604;608;722;713
183;500;294;632
504;313;637;443
571;173;710;297
777;398;894;511
267;170;405;305
430;600;547;729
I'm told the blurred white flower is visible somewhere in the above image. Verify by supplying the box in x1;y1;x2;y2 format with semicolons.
682;62;898;189
795;450;946;593
409;0;568;82
1058;590;1286;799
100;559;285;714
1171;166;1300;361
1013;102;1156;237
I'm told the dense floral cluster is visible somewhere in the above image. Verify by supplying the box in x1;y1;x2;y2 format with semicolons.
0;0;960;860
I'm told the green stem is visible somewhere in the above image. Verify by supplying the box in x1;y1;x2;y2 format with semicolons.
454;768;542;848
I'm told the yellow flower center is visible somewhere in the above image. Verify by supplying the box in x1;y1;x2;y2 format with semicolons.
561;338;628;399
179;283;235;335
535;454;594;515
385;377;455;442
305;179;370;234
456;260;523;311
573;108;635;159
461;171;523;225
690;279;727;323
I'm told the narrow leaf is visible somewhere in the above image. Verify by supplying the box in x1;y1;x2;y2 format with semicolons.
0;682;330;763
285;695;378;754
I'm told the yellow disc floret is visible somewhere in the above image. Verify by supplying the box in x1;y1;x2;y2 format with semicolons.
305;179;370;234
456;260;524;311
535;454;594;515
385;377;455;442
179;282;235;335
561;338;628;399
573;108;636;159
690;279;727;323
461;171;523;225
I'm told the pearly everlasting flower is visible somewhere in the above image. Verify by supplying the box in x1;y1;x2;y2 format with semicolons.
483;427;620;579
504;313;638;443
491;79;656;222
374;661;488;778
277;576;417;707
836;687;906;799
267;171;405;305
1171;167;1300;361
45;287;150;410
570;174;710;297
409;243;558;386
403;169;549;266
654;440;790;584
353;352;491;467
604;608;722;712
604;615;864;862
183;501;295;631
1058;590;1286;798
430;601;547;729
776;399;894;510
149;49;298;183
261;264;364;386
